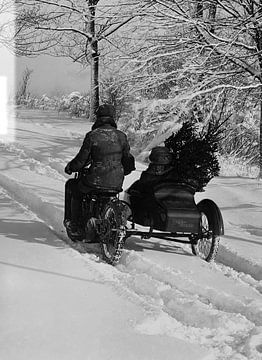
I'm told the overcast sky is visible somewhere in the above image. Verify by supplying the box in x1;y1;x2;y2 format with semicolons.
1;46;91;98
16;55;91;96
1;4;90;98
0;45;15;99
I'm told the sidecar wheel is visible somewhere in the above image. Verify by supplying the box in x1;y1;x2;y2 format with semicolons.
191;204;220;262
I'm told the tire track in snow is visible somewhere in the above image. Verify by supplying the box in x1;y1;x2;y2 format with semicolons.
34;120;86;140
114;251;262;360
216;238;262;282
61;243;262;360
212;262;262;295
0;141;65;180
73;248;262;360
118;251;262;325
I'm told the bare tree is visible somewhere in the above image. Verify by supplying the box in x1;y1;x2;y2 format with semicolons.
15;0;145;120
16;67;33;104
0;0;15;49
190;0;262;176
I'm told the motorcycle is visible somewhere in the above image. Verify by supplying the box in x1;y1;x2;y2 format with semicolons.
65;173;224;264
65;171;128;265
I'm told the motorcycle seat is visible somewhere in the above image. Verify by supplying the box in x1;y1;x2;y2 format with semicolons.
88;188;121;196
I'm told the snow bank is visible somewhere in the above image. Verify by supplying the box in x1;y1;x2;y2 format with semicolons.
216;244;262;282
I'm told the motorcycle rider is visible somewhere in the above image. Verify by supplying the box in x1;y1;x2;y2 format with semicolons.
64;104;135;238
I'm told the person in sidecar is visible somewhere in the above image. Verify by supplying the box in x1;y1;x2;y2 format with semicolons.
64;104;135;237
132;146;198;192
130;146;174;194
127;146;174;226
140;146;174;189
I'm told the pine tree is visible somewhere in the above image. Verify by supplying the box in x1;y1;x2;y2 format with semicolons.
164;121;222;191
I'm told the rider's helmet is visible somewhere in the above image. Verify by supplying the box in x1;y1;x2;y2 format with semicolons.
149;146;173;165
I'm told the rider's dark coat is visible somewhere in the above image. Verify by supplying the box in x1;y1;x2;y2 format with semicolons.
68;116;135;192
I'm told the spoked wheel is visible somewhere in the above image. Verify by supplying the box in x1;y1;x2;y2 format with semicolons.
99;200;127;265
191;203;220;262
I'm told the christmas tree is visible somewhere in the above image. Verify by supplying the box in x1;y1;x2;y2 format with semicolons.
164;121;222;191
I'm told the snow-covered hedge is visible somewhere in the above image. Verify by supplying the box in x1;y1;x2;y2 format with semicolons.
118;99;260;170
118;99;184;156
16;91;90;118
219;113;259;166
17;91;260;169
57;92;89;118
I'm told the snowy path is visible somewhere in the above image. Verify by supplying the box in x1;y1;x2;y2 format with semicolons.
1;188;207;360
0;109;262;360
3;109;262;279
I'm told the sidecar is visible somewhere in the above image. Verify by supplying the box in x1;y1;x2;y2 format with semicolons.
123;181;224;262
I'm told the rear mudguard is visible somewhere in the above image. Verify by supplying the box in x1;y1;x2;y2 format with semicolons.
197;199;224;236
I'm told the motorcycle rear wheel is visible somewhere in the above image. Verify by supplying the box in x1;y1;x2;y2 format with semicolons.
99;200;126;265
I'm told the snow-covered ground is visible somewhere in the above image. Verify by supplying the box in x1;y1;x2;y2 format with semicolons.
0;109;262;360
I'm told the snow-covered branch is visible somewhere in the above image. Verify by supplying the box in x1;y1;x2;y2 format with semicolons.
35;25;93;41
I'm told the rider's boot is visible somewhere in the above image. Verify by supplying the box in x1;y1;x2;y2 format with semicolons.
64;219;83;238
84;217;98;243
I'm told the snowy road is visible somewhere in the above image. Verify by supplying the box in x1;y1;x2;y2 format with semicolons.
1;189;206;360
0;109;262;360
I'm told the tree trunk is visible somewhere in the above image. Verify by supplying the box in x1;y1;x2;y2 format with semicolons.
195;0;203;18
88;1;99;122
208;0;217;34
90;38;99;122
256;2;262;177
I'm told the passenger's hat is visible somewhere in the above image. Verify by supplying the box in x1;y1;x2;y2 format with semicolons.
149;146;173;165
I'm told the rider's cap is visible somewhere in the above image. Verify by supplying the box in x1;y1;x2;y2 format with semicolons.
96;104;115;119
149;146;173;165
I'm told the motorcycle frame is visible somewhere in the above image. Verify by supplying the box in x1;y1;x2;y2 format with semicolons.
125;227;201;244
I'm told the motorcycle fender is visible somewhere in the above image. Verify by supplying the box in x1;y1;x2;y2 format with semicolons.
197;199;224;236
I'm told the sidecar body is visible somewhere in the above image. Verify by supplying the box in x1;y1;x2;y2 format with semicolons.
125;181;201;233
123;180;224;262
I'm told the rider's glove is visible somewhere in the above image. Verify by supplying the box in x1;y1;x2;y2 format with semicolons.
65;163;72;175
